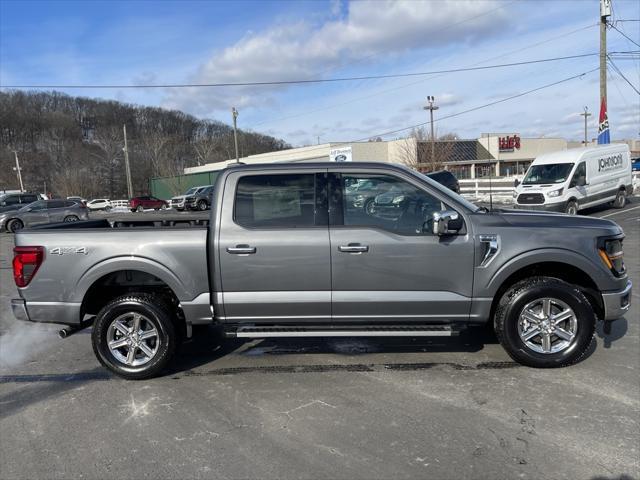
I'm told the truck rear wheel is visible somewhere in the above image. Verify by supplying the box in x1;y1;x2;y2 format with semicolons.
494;277;595;368
91;294;177;379
612;189;626;209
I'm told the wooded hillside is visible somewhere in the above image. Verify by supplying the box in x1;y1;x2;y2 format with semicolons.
0;91;290;198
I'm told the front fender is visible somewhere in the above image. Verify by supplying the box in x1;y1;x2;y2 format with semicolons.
481;248;611;297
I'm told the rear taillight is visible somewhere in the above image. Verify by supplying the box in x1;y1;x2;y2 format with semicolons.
13;246;44;287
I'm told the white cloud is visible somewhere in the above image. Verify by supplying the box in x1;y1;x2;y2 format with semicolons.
163;0;507;115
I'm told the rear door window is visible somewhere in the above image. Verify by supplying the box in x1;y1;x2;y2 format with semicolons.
48;200;66;209
20;195;38;203
234;174;318;228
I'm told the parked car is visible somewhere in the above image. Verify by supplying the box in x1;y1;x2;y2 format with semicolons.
425;170;460;193
129;196;169;212
186;185;215;210
631;157;640;172
86;199;112;211
0;199;88;232
10;162;631;379
171;186;209;211
0;192;41;209
513;144;633;214
67;196;87;206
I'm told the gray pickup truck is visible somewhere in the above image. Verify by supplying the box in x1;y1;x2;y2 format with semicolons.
11;162;632;379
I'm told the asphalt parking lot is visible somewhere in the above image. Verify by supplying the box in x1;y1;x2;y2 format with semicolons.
0;203;638;480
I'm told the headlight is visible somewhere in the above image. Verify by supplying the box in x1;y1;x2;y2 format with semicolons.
598;238;625;276
512;191;518;198
547;188;563;198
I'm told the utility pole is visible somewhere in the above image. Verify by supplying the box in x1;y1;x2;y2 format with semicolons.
580;106;591;146
600;0;610;119
424;96;439;169
122;125;133;199
232;107;239;163
12;151;24;192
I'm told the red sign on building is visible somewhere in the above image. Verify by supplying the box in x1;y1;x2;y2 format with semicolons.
499;135;521;152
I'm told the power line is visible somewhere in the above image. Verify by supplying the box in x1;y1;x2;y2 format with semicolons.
3;53;632;89
607;57;640;95
249;23;600;129
610;23;640;48
350;68;600;142
255;67;598;156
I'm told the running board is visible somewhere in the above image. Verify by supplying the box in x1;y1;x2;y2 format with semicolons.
226;325;457;338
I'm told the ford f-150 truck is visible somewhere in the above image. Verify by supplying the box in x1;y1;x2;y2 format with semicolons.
11;162;632;379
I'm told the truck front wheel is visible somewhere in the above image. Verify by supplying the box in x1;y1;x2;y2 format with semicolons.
92;294;177;379
565;200;578;215
494;277;595;368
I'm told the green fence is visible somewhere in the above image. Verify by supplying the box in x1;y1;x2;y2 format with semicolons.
149;171;221;199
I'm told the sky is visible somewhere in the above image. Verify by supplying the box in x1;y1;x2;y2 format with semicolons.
0;0;638;148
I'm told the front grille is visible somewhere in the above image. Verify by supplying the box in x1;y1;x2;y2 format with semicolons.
517;193;545;205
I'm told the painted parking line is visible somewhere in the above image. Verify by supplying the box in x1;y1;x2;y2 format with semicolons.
597;205;640;219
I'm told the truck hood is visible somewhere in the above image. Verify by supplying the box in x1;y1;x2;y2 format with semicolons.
496;208;621;232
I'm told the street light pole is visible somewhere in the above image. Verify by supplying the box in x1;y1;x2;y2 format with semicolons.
579;106;592;146
423;96;439;170
232;107;239;163
12;150;24;192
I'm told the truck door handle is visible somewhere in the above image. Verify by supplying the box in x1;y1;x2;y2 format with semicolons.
226;245;256;255
338;244;369;254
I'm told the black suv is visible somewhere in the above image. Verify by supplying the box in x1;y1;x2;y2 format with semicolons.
425;170;460;193
185;185;215;211
0;192;40;213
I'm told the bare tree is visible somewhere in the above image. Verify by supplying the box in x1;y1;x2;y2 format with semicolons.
91;125;124;198
0;90;290;198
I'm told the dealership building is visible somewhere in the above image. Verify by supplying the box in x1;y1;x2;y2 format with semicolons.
149;133;638;198
184;133;580;179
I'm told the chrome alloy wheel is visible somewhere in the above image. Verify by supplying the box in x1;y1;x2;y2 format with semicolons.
107;312;159;366
517;297;578;354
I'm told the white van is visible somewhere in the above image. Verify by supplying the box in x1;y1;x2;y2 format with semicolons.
513;144;633;214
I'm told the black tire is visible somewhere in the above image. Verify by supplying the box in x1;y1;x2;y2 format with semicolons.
105;206;112;212
64;215;79;222
612;189;626;209
6;218;23;233
565;200;578;215
364;198;376;215
136;205;144;213
197;200;208;211
92;294;177;380
494;276;595;368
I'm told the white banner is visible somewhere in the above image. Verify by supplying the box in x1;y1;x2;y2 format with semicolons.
330;146;352;162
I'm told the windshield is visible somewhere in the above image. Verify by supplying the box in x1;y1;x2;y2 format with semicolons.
523;163;574;185
184;187;197;195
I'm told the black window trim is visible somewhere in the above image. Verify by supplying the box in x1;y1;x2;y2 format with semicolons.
232;171;328;230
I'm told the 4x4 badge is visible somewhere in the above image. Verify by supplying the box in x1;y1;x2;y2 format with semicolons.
50;247;88;255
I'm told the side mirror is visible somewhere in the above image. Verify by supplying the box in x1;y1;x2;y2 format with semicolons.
514;178;520;188
431;210;463;236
